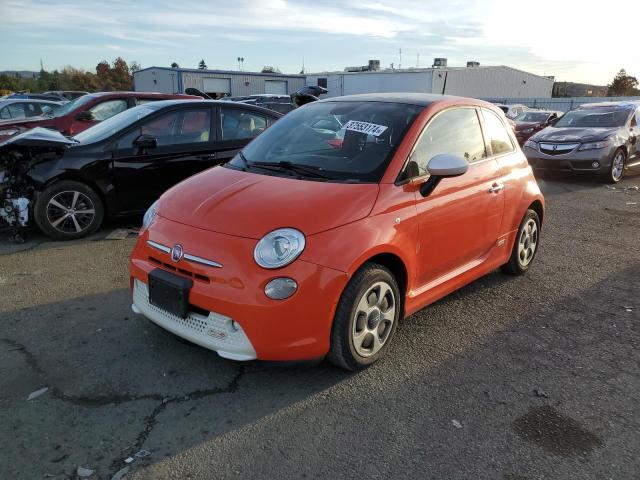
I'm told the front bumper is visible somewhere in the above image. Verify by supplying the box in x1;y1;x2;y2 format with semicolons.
523;145;615;173
129;216;349;361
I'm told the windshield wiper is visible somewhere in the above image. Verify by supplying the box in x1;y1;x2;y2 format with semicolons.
251;161;330;179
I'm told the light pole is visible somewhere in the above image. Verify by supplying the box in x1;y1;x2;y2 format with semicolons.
237;57;245;71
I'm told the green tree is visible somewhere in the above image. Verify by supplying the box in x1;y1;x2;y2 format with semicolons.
608;69;639;96
171;62;179;68
198;59;207;70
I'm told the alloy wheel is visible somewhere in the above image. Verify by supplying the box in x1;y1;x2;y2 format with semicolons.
517;219;538;267
611;151;625;182
352;281;396;357
46;190;96;234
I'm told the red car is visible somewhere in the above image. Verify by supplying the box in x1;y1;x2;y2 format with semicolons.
0;91;200;141
130;93;545;370
513;110;562;145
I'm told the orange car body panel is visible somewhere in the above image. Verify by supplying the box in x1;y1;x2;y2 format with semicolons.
129;96;544;361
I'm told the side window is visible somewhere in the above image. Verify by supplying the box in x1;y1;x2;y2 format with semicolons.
89;99;128;122
117;109;212;148
7;104;26;119
220;107;267;140
26;103;42;116
0;107;11;119
135;98;159;106
408;108;486;177
481;109;515;156
631;110;639;127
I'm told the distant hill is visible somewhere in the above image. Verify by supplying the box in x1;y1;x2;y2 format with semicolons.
0;70;40;79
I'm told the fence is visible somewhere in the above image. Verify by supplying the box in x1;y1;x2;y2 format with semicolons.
483;96;640;112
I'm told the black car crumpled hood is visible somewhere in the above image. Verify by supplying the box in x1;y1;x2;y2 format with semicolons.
531;126;618;143
0;127;76;149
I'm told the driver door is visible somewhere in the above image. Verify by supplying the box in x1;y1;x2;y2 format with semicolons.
111;106;216;213
408;107;505;287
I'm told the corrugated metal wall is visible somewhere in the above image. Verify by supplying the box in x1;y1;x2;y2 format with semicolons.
484;96;640;112
306;67;553;99
134;68;181;93
180;71;305;96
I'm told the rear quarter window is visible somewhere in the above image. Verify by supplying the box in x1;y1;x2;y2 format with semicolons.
481;109;515;156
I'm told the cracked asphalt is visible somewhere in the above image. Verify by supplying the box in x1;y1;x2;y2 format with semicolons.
1;169;639;480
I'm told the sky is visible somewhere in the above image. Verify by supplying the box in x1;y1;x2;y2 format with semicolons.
1;0;638;85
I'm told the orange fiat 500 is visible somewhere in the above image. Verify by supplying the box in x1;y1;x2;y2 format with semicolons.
129;93;544;370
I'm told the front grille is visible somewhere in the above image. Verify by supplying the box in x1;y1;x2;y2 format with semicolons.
148;256;210;283
539;143;579;156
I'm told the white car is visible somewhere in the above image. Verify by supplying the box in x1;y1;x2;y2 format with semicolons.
496;104;528;119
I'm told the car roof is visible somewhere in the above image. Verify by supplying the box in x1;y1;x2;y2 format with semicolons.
135;99;284;116
83;91;200;100
317;93;502;111
577;101;640;110
0;98;64;105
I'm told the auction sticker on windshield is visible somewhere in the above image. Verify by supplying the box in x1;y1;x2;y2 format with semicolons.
343;120;388;137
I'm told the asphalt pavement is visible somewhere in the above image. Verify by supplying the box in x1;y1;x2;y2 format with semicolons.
1;170;639;480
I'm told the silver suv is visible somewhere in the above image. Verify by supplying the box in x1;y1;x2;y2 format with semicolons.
523;102;640;183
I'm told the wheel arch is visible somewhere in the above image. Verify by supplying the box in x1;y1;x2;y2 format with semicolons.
39;172;110;215
528;199;544;225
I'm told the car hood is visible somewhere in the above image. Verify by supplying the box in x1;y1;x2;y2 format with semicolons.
158;166;380;239
532;126;618;143
514;121;542;131
0;126;76;148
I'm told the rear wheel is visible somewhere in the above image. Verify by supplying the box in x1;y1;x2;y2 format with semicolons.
34;180;104;240
501;209;540;275
328;263;401;371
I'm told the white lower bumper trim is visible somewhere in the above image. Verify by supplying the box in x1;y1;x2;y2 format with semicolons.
132;279;256;361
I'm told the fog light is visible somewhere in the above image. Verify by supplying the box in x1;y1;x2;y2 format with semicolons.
264;278;297;300
592;161;600;168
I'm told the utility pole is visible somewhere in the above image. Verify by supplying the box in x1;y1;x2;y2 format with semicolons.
399;48;402;69
416;53;420;68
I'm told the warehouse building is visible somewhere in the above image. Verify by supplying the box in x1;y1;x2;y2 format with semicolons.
306;60;554;99
133;67;306;98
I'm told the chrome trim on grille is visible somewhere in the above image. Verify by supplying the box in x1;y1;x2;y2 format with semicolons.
146;240;223;268
183;253;223;268
147;240;170;253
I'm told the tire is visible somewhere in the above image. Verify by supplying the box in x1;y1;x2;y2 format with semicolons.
327;263;401;371
603;148;626;184
501;209;540;275
33;180;104;240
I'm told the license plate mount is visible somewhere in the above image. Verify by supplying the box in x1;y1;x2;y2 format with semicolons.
148;268;193;319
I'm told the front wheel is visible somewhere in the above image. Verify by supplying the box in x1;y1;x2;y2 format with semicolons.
327;263;401;371
604;148;626;184
33;180;104;240
501;209;540;275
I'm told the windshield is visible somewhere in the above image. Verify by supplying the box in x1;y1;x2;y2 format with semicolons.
73;105;156;144
497;106;509;114
53;95;94;117
225;101;423;183
554;107;632;128
515;112;549;123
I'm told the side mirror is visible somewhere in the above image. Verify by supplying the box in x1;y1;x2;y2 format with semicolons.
133;134;158;149
419;154;468;197
75;111;95;122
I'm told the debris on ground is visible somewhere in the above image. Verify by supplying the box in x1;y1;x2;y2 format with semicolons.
76;466;95;477
623;306;634;312
27;387;48;401
124;457;134;464
451;419;463;429
134;449;151;458
534;388;550;398
626;202;637;205
105;228;138;240
110;466;130;480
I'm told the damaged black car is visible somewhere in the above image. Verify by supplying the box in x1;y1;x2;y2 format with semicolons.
0;99;281;240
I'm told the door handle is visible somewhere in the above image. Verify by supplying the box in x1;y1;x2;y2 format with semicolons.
489;183;504;193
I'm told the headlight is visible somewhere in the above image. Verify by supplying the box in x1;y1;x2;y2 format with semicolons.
254;228;305;269
578;138;612;151
522;128;534;134
524;139;538;149
141;200;159;231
